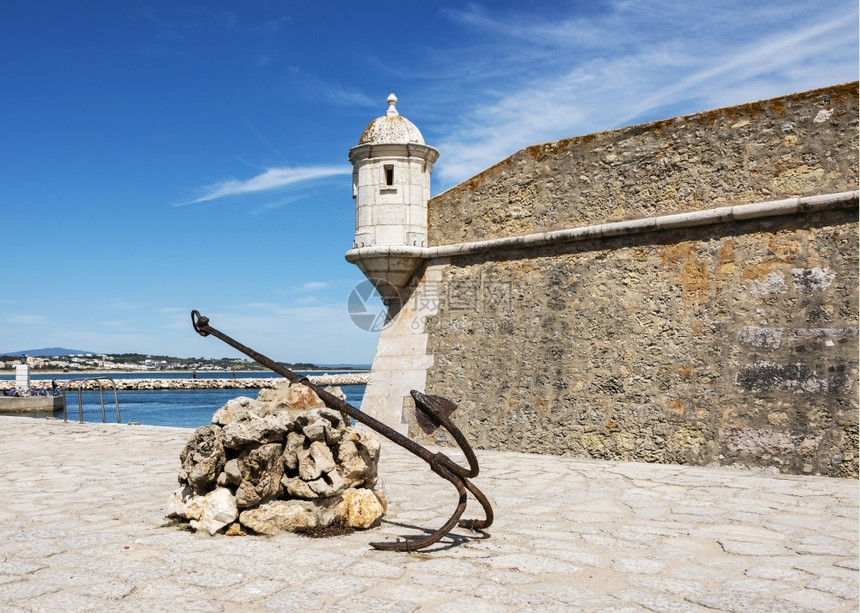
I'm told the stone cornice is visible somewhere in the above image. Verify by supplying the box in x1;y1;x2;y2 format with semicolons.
346;190;858;266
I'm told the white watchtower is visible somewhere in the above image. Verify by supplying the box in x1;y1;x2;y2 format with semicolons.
345;94;439;304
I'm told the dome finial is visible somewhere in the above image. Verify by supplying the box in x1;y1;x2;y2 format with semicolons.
386;93;399;117
357;92;425;145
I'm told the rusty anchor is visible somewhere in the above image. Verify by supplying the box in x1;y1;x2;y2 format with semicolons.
190;310;493;552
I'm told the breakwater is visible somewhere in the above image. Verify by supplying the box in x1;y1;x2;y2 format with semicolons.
0;396;64;413
0;373;369;392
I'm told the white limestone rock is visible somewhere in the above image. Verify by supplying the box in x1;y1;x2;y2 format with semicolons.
165;485;193;519
337;440;373;489
297;447;322;481
256;381;325;414
340;488;385;529
178;425;226;495
221;458;242;486
234;443;284;508
309;441;337;474
239;500;317;535
282;431;306;471
184;494;207;521
307;469;346;498
301;418;329;443
282;475;319;499
221;413;287;449
359;432;381;466
200;487;238;535
211;396;264;426
295;408;347;443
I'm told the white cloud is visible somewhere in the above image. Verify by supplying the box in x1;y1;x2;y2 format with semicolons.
296;281;329;291
178;165;350;206
605;12;858;129
249;194;308;215
428;1;859;189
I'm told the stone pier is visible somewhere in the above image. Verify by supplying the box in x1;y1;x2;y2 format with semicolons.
0;373;369;393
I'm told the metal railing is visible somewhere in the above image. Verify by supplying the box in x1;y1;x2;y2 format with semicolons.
62;378;120;423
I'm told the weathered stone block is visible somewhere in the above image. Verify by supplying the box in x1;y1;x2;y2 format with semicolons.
239;501;318;535
340;488;385;529
200;487;238;535
221;413;288;449
212;396;264;426
165;485;193;519
178;425;226;495
282;431;306;472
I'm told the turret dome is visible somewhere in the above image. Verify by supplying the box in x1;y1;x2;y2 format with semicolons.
358;94;425;145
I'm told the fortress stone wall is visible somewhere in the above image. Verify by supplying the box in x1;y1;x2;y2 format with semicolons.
361;83;859;477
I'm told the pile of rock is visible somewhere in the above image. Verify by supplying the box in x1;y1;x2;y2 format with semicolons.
166;381;386;536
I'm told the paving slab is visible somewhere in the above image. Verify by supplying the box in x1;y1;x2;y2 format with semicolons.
0;416;856;612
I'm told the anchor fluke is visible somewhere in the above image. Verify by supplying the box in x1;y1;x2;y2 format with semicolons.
412;390;458;435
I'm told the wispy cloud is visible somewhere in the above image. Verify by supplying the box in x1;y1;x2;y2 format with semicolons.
606;12;858;129
296;281;329;291
248;194;310;215
427;0;859;188
178;165;350;206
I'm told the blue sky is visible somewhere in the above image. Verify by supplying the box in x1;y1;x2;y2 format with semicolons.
1;1;857;364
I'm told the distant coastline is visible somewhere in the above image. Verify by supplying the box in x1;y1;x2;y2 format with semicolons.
1;348;371;375
3;368;370;376
0;372;370;392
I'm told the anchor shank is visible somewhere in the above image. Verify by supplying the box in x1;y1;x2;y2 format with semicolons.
191;310;434;464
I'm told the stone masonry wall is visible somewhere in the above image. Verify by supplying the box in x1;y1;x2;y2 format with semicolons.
429;83;857;244
413;83;858;477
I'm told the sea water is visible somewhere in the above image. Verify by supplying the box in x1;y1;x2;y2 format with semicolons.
2;371;366;429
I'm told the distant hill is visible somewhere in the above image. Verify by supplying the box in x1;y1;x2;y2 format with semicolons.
0;347;96;357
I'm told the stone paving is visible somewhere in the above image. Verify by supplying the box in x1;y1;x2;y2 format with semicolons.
0;416;857;612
